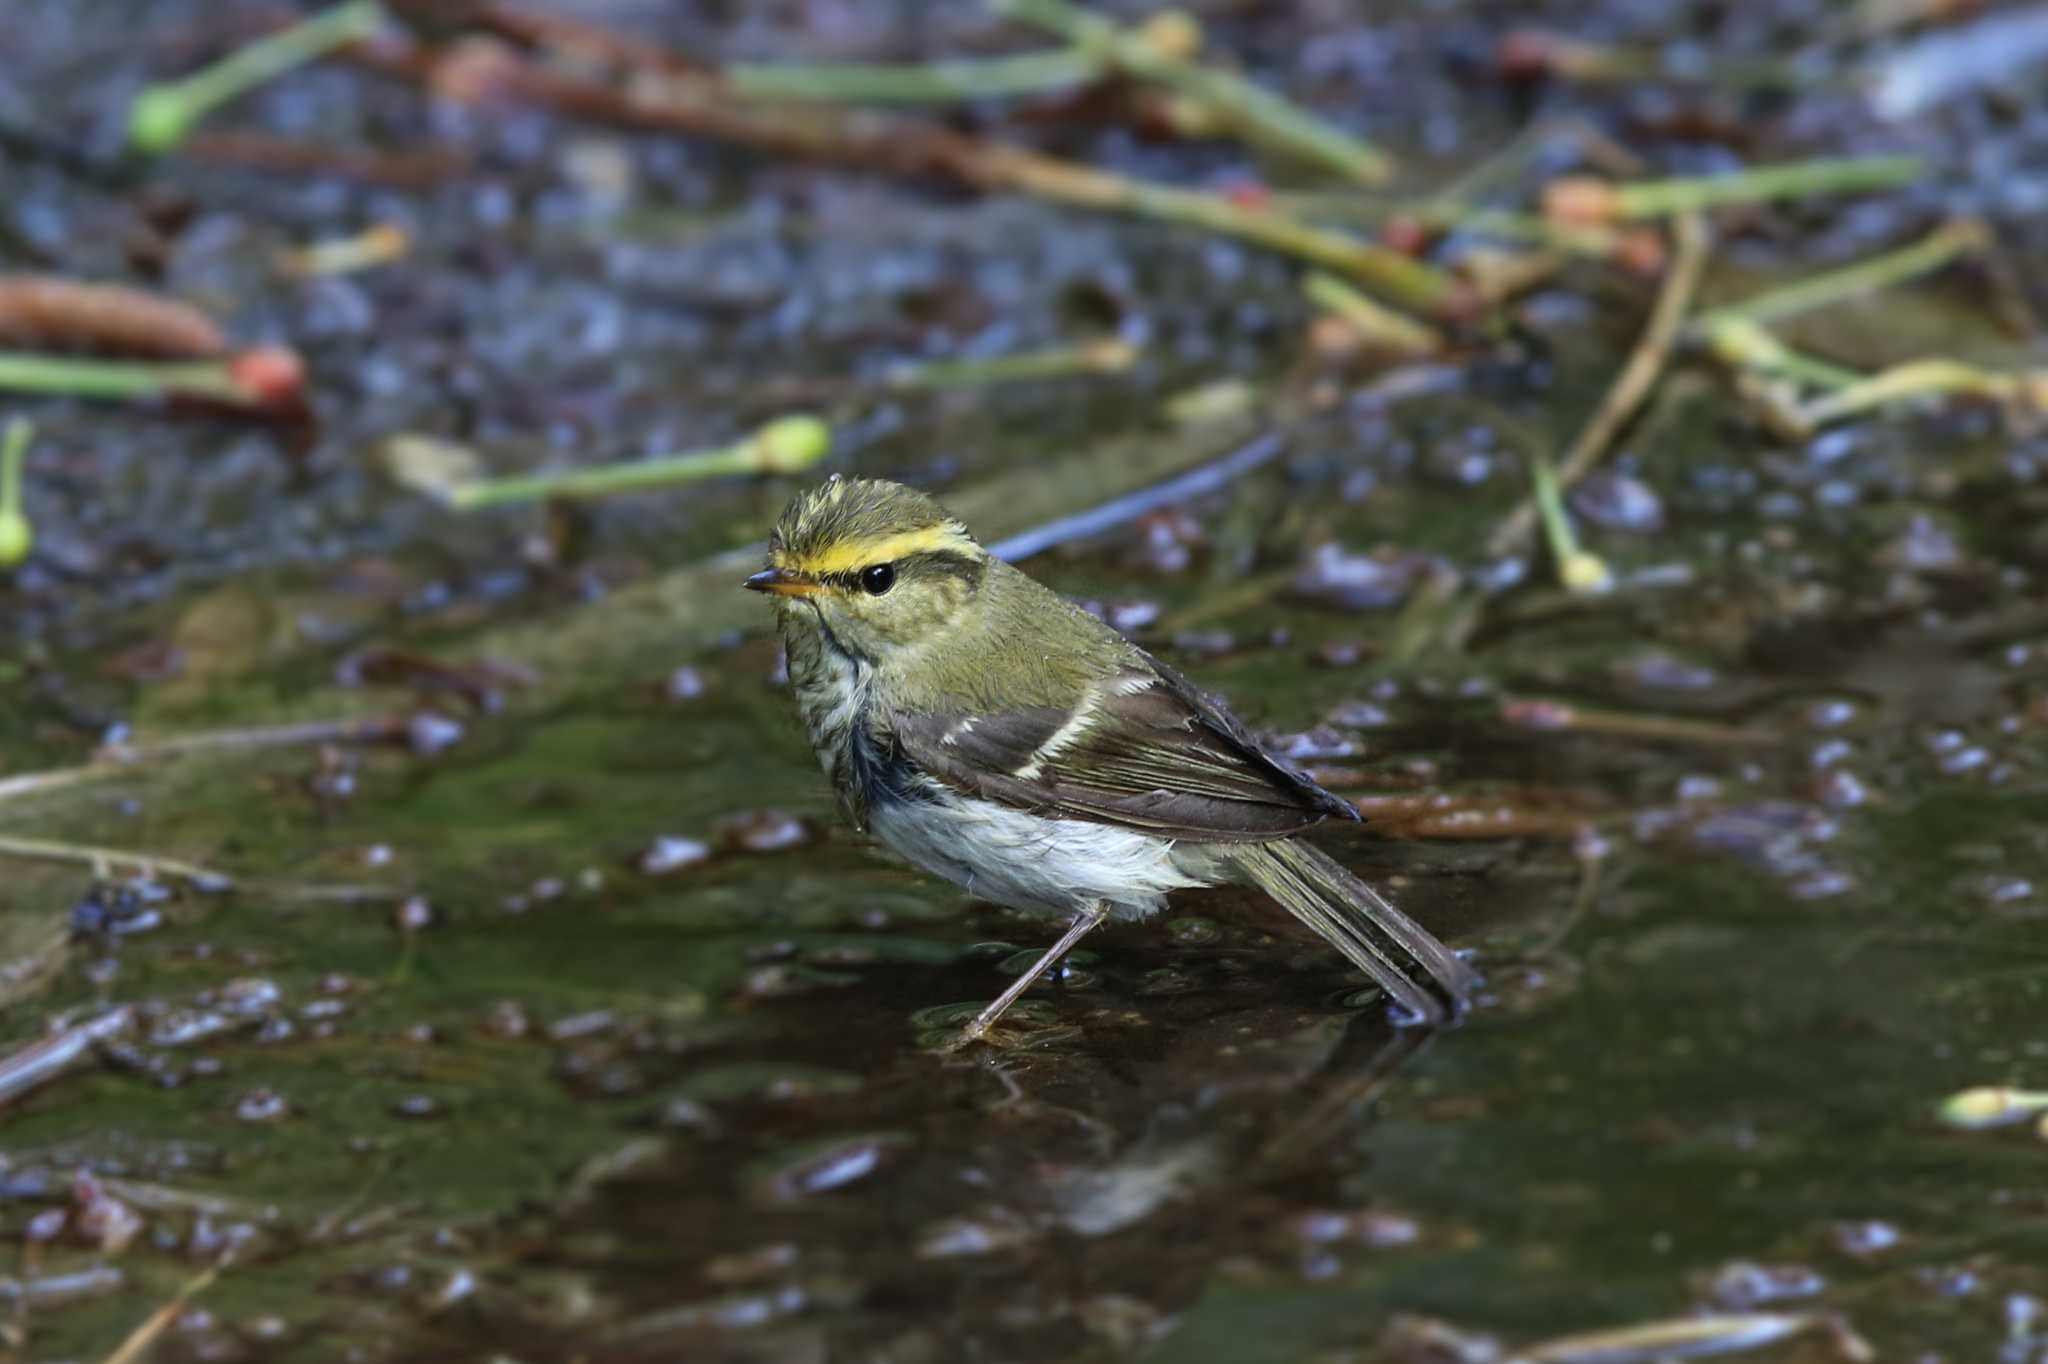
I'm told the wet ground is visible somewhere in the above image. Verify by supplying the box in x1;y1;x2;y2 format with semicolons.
3;2;2048;1361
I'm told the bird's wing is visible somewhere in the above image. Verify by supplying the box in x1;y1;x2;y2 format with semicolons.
890;659;1357;841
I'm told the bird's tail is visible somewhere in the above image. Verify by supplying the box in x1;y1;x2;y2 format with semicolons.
1222;839;1477;1025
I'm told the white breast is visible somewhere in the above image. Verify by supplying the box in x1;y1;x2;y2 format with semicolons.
869;782;1208;920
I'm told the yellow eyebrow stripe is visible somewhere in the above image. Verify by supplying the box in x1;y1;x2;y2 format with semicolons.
780;524;974;577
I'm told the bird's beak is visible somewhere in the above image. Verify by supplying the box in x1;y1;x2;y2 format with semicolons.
744;567;818;598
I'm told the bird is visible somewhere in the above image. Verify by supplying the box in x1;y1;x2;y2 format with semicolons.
745;476;1476;1044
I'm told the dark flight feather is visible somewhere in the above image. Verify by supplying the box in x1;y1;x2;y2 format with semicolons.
891;658;1358;842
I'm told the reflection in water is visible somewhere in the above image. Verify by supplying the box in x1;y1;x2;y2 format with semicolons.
537;913;1450;1363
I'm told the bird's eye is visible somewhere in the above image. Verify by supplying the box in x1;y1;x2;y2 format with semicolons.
860;563;896;596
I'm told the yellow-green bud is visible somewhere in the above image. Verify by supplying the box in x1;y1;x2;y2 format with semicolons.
129;88;193;154
1560;550;1614;595
1937;1085;2048;1129
1136;10;1203;61
0;507;29;568
750;415;832;475
1705;318;1785;370
0;417;30;569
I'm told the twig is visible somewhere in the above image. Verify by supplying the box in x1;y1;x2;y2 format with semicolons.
1543;156;1923;226
95;715;410;762
1487;211;1709;558
886;338;1137;388
1704;319;1864;390
98;1255;232;1364
986;432;1286;562
418;34;1467;314
447;414;831;509
0;836;234;890
728;47;1099;103
130;0;386;152
183;129;467;186
1689;219;1987;336
0;352;249;404
995;0;1393;183
0;763;120;806
1510;1311;1871;1364
1302;273;1444;357
1499;697;1780;746
0;1007;134;1109
1796;358;2046;429
1527;452;1612;595
1495;28;1815;91
972;143;1465;314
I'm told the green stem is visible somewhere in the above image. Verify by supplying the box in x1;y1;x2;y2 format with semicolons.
0;418;25;520
452;446;758;508
0;351;243;402
995;0;1392;183
0;417;30;567
728;47;1099;103
1007;158;1460;311
1798;358;2018;428
887;339;1137;388
130;0;385;152
1702;318;1865;389
450;414;832;509
1690;219;1984;334
1529;451;1612;595
1612;154;1922;218
1302;272;1442;354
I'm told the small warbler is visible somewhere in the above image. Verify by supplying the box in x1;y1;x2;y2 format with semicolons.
747;477;1476;1043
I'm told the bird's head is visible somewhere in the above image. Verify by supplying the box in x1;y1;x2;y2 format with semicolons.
746;477;989;659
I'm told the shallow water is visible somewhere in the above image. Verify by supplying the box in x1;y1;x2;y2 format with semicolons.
3;1;2048;1361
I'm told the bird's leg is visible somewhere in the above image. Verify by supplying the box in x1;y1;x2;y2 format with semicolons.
955;902;1108;1047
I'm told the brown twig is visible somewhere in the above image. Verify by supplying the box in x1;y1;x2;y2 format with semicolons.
185;130;468;187
0;278;226;359
1487;210;1710;558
